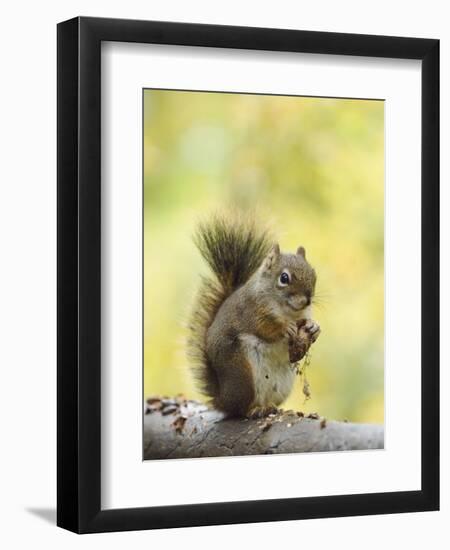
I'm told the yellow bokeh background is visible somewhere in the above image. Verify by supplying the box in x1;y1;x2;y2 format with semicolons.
144;89;384;424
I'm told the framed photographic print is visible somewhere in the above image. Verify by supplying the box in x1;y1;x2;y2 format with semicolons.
57;17;439;533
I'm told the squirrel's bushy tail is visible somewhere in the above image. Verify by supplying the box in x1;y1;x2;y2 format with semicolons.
188;215;272;399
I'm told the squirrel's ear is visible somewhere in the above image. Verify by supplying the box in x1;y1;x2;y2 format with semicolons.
263;243;280;271
297;246;306;259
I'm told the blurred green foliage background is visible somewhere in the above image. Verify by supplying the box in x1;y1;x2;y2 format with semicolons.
144;89;384;424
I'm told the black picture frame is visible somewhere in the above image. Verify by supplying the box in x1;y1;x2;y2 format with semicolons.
57;16;439;533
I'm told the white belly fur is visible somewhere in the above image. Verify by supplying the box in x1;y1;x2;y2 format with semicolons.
240;334;296;407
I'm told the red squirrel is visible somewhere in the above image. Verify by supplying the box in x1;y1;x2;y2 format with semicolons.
188;216;320;418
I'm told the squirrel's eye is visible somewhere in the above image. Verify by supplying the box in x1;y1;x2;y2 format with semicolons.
279;271;290;286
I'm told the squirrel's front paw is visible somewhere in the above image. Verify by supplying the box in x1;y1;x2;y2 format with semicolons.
302;319;321;343
286;321;298;339
288;319;321;363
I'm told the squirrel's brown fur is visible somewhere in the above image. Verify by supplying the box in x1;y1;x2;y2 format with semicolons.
188;215;320;418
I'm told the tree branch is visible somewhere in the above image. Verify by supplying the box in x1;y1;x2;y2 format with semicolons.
144;397;384;459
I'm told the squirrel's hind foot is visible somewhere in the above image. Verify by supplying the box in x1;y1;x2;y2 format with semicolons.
247;405;279;419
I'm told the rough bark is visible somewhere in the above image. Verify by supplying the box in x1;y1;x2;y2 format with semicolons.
144;397;384;460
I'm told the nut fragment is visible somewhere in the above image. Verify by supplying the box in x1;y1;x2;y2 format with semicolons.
260;420;273;432
172;415;188;434
161;404;178;415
